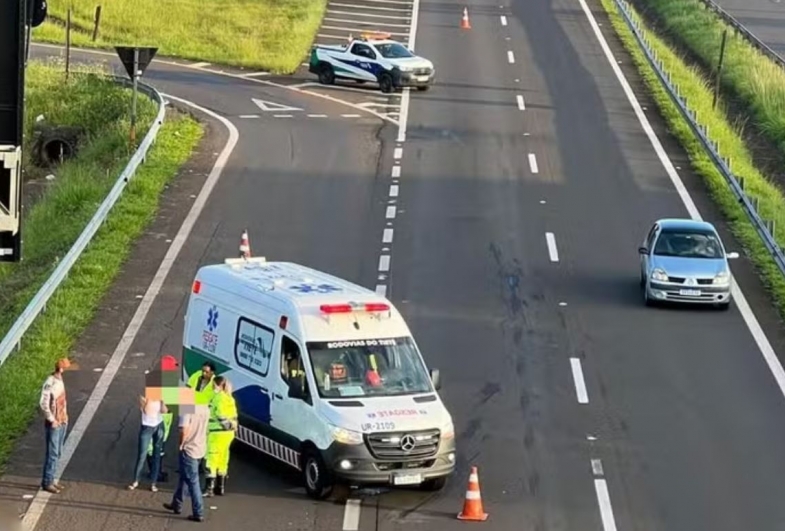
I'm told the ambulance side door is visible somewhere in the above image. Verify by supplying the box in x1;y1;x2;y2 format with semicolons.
270;334;321;452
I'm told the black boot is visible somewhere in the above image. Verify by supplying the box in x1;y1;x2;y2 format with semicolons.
215;475;226;496
204;477;215;497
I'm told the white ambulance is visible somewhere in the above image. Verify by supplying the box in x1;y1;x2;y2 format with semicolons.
182;257;456;499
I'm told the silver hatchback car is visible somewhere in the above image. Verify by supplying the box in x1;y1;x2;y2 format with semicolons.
639;218;739;309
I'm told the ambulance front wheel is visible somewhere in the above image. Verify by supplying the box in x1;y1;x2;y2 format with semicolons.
303;449;334;500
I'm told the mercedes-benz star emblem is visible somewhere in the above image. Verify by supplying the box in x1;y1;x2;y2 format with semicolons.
400;435;416;452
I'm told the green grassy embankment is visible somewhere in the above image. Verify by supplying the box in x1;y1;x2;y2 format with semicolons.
32;0;327;74
597;0;785;315
0;59;203;468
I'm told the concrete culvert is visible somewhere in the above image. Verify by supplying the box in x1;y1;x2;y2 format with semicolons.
42;138;75;165
31;124;84;168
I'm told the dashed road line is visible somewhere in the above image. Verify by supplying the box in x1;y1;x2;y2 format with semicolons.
307;114;328;118
383;228;394;243
386;205;397;219
389;184;399;197
528;153;539;173
507;50;515;63
379;255;391;272
394;147;403;159
594;476;618;531
343;499;361;531
501;15;508;25
569;358;589;404
239;114;260;118
273;114;294;118
516;94;526;110
341;113;362;118
546;232;559;262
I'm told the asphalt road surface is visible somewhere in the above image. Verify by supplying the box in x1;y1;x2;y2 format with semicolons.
712;0;785;56
6;0;785;528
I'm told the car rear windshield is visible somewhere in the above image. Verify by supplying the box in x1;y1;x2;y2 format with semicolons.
376;43;414;58
306;337;432;398
653;230;723;259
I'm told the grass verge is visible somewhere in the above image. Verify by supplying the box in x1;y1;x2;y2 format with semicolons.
33;0;327;74
596;0;785;316
0;60;203;469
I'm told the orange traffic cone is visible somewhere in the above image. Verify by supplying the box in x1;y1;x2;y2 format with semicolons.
460;7;471;30
239;229;251;259
457;466;488;521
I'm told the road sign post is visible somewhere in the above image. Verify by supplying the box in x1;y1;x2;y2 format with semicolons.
114;46;158;147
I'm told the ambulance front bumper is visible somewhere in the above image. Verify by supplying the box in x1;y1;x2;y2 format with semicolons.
322;435;456;486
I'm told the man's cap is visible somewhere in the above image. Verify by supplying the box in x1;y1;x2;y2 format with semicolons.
160;355;179;371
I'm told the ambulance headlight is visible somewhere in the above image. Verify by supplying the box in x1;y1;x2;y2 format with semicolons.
329;424;364;445
439;419;455;440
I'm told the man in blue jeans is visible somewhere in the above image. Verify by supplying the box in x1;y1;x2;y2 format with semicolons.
163;397;210;522
39;358;70;493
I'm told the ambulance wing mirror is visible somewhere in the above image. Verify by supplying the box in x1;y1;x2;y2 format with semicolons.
430;369;442;391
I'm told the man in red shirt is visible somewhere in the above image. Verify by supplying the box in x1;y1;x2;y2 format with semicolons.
39;358;70;494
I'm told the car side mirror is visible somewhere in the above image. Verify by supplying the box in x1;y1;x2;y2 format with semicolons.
726;252;739;259
638;247;649;255
430;369;442;391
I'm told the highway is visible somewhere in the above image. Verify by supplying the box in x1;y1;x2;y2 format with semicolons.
712;0;785;56
6;0;785;528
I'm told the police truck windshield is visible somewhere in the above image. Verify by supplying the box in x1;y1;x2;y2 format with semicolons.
307;337;432;398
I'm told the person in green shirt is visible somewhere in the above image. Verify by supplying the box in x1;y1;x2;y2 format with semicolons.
204;376;238;496
188;362;216;406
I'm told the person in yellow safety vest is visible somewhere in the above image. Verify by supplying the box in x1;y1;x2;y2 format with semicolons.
187;362;216;406
146;411;173;482
204;376;238;497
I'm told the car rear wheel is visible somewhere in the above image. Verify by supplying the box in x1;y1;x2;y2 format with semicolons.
318;64;335;85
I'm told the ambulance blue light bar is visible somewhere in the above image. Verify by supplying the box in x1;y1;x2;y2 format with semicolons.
320;302;390;314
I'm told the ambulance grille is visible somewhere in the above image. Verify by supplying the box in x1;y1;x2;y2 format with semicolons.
365;429;440;459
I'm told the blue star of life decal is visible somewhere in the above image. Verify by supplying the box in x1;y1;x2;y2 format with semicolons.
207;305;219;332
290;283;342;294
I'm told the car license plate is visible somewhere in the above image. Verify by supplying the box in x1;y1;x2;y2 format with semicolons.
416;75;429;82
680;289;701;296
393;473;422;486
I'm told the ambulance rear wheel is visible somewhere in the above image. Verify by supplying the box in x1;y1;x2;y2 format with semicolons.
318;64;335;85
303;449;333;500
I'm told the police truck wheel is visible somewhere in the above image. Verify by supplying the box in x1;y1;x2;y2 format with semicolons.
303;450;333;500
379;73;394;94
318;64;335;85
420;476;447;491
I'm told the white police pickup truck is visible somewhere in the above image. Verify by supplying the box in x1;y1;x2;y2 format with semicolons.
308;32;435;93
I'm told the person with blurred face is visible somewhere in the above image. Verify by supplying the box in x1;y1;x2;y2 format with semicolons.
39;358;70;494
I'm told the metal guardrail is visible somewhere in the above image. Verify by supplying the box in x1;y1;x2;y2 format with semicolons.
0;75;166;367
693;0;785;70
611;0;785;277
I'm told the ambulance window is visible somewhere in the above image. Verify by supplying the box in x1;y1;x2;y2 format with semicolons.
280;336;302;381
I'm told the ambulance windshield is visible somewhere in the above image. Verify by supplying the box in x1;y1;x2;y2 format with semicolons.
306;337;432;398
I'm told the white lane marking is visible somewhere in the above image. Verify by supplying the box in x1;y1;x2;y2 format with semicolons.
343;499;362;531
516;94;526;110
507;50;515;63
386;206;397;219
239;114;260;118
189;61;211;68
501;15;508;25
398;89;411;142
594;479;618;531
375;284;388;296
322;24;408;36
307;114;328;118
327;9;411;19
394;147;403;159
570;358;589;404
252;98;302;112
379;255;391;272
273;114;293;118
341;114;362;118
528;153;539;173
578;0;785;406
20;94;239;529
390;184;399;197
392;165;401;178
239;71;270;77
330;1;412;10
383;228;394;243
324;17;411;27
546;232;559;262
591;459;604;476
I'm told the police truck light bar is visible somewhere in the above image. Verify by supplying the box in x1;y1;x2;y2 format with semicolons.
320;302;390;314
